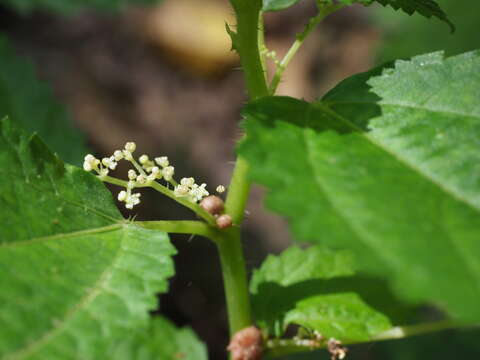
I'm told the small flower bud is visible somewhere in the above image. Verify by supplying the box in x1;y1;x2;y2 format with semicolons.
216;185;226;193
200;195;224;215
162;166;175;181
155;156;169;168
174;184;189;197
128;169;137;180
180;177;195;187
124;142;136;153
139;154;149;164
136;175;147;184
117;191;127;201
216;214;233;229
113;150;123;161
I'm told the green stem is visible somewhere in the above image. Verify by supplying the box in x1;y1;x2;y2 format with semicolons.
232;1;269;99
225;156;251;225
213;0;268;340
264;320;471;358
136;220;218;238
269;3;343;94
214;229;252;334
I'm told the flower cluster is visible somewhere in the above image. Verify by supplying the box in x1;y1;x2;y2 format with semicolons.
83;142;226;211
173;177;209;203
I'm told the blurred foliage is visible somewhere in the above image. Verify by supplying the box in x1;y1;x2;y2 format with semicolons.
0;36;87;165
372;0;480;62
0;0;159;14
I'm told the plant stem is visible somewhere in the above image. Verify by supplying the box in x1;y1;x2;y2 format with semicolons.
213;0;268;340
100;176;216;225
214;229;252;334
269;3;343;94
263;320;471;358
231;1;269;99
136;220;218;238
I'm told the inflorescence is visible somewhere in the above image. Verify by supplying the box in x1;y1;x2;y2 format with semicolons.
83;142;225;210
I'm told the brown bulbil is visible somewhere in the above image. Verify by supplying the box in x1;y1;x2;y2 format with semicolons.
227;326;263;360
216;214;233;229
200;195;225;215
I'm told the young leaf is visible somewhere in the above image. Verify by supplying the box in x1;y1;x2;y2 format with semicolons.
262;0;454;32
0;0;159;14
0;36;87;165
112;317;208;360
0;118;176;359
239;50;480;322
250;246;392;340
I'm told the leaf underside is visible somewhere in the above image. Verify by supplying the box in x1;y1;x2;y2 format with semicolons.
239;50;480;322
262;0;454;32
0;118;179;359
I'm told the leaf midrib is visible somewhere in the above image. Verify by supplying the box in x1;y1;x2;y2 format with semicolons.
1;223;122;248
316;102;480;213
4;225;130;360
303;102;480;297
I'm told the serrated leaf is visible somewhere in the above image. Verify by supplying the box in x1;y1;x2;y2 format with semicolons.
0;118;176;359
262;0;453;32
239;50;480;322
250;246;391;340
112;317;208;360
0;0;159;14
0;36;87;165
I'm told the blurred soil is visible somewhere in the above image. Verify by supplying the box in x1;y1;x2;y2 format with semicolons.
0;0;379;358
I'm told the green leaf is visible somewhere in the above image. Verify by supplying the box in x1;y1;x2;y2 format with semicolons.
239;50;480;323
262;0;454;32
0;118;176;359
0;36;87;165
112;317;208;360
0;0;159;14
284;293;392;341
250;246;392;340
373;0;480;63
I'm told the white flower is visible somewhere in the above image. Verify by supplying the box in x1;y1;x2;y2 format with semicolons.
180;177;195;187
162;166;175;181
102;157;117;170
125;193;141;209
155;156;169;168
216;185;226;193
174;184;190;197
136;174;147;184
124;142;136;153
113;150;123;161
189;183;209;202
128;169;137;180
151;167;160;175
99;168;109;177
